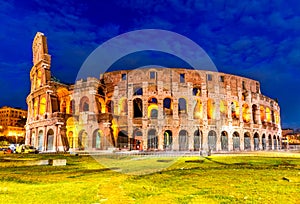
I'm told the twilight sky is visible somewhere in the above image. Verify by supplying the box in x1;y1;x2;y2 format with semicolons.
0;0;300;128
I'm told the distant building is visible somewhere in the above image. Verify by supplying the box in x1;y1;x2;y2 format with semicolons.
25;32;282;152
282;128;300;145
0;106;27;142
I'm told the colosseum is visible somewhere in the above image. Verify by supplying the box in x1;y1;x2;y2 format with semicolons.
25;32;282;152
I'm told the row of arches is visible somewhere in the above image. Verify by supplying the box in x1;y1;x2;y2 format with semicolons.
31;127;281;152
143;130;281;151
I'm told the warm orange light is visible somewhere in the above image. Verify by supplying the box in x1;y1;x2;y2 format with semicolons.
260;106;265;122
266;107;271;122
242;103;250;123
193;99;203;119
39;97;46;115
231;101;239;119
220;100;227;116
148;104;158;118
111;118;118;143
207;99;215;119
274;111;280;124
33;100;38;117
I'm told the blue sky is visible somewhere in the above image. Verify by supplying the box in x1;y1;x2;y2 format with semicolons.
0;0;300;128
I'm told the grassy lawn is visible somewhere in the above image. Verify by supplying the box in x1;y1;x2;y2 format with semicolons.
0;152;299;204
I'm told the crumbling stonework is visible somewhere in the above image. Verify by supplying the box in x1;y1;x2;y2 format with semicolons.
25;32;281;152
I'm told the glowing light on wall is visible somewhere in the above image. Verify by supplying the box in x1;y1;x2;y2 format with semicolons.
111;118;119;144
220;100;227;117
39;97;46;115
231;101;239;119
242;103;250;123
266;107;271;122
207;99;215;119
33;99;38;117
36;70;42;87
274;111;280;124
193;99;203;119
148;104;158;118
260;106;265;122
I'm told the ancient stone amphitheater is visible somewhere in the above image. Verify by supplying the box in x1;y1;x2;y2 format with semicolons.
25;32;281;152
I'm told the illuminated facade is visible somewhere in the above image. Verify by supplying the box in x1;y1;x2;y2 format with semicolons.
25;32;282;152
0;106;27;139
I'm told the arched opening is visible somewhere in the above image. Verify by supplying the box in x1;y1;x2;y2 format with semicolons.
244;132;251;150
221;131;228;151
163;130;173;150
133;129;143;150
148;97;158;118
92;130;101;149
38;130;43;151
163;98;173;115
79;96;89;112
134;87;143;95
277;136;280;149
117;131;128;149
268;134;272;149
262;134;266;150
193;99;203;119
233;132;240;150
39;97;46;115
208;130;217;151
207;99;215;120
252;104;258;124
242;103;250;123
78;130;88;150
179;130;188;151
133;98;143;118
178;98;187;114
193;87;201;96
260;106;265;122
47;129;54;151
273;135;277;150
254;133;259;150
194;129;202;151
147;129;158;149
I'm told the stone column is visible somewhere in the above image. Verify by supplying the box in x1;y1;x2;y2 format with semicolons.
172;129;179;150
250;134;254;151
258;134;263;150
43;126;47;151
188;129;194;151
240;131;244;151
35;127;38;147
228;131;233;151
202;129;208;151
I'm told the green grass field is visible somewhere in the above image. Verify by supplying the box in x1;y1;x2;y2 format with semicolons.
0;152;299;204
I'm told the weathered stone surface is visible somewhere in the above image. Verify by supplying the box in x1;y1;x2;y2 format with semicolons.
25;32;282;153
